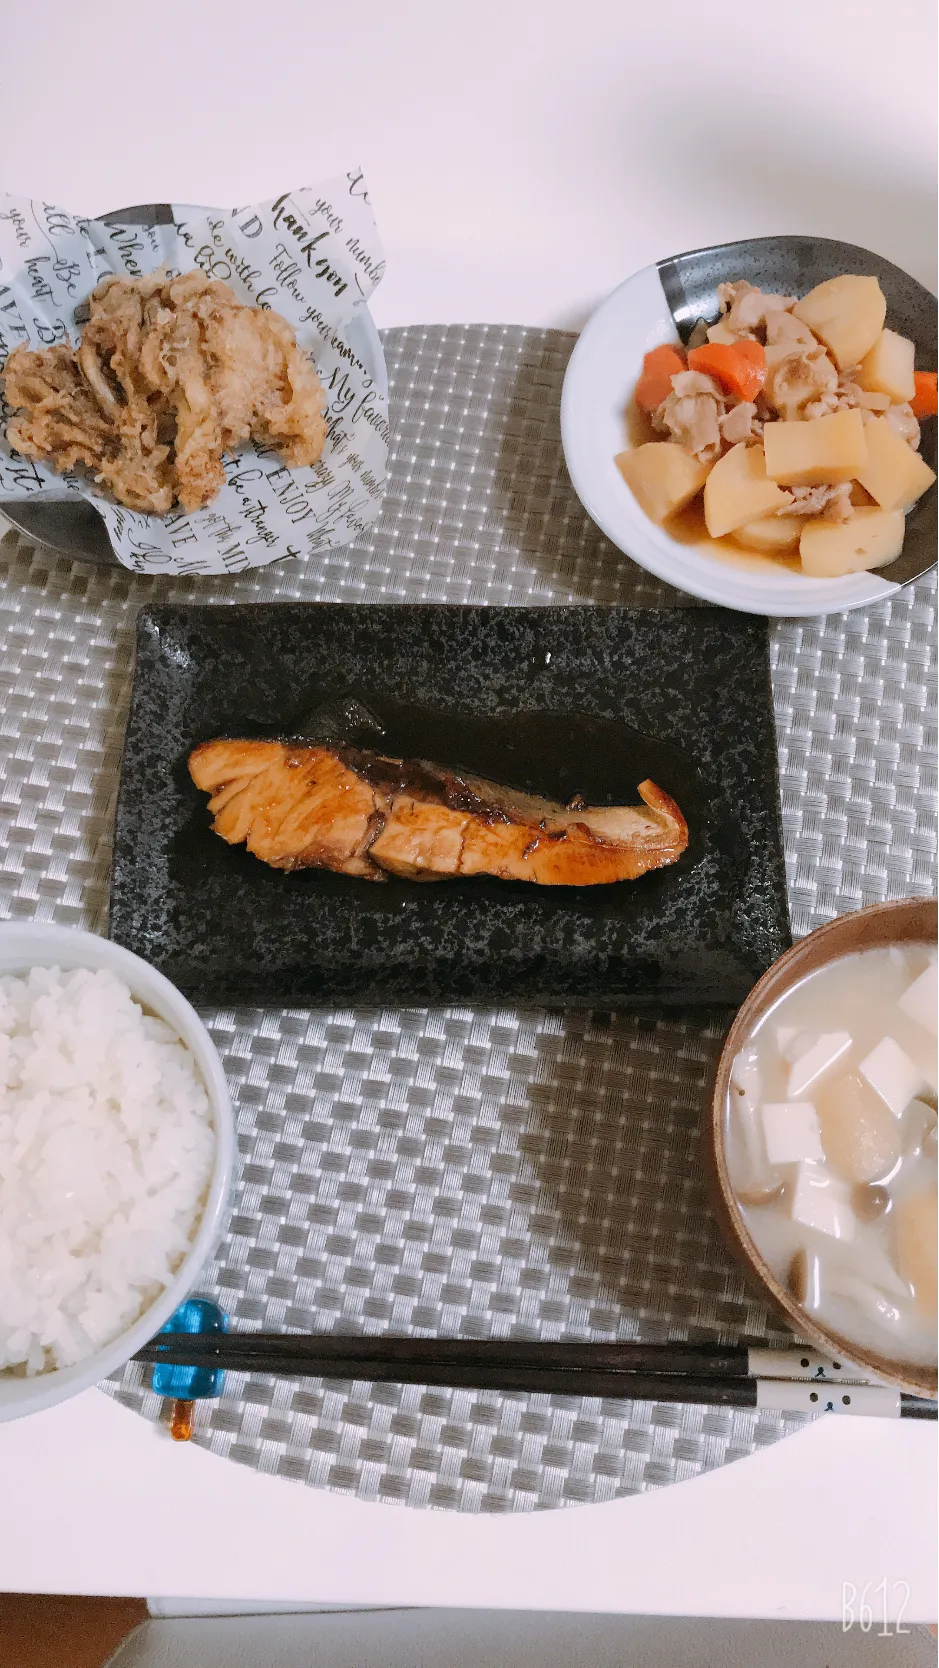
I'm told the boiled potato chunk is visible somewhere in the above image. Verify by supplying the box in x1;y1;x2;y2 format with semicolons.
853;416;937;512
615;443;711;524
792;275;886;371
763;408;868;487
703;443;792;538
731;515;803;554
856;328;916;403
800;507;905;577
706;320;738;346
894;1190;937;1316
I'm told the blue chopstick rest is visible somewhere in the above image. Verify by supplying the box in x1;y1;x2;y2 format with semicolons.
150;1297;229;1440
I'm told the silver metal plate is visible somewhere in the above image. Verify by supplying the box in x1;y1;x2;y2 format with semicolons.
0;325;935;1512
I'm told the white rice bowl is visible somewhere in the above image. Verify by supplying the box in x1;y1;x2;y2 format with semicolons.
0;963;216;1375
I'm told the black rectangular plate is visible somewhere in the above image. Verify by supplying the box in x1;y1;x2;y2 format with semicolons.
109;605;791;1007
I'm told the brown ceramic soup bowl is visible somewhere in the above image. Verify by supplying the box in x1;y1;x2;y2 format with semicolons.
709;897;938;1398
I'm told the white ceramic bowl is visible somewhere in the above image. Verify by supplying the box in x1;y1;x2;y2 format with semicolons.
561;238;936;618
0;922;236;1422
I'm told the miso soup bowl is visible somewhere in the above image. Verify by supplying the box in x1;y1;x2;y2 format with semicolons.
709;897;938;1398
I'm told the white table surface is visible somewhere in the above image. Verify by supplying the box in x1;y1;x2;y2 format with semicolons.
1;0;936;1620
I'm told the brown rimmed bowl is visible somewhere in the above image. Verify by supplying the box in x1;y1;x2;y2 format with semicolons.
709;897;938;1398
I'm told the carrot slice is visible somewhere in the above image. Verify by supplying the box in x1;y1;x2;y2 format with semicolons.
911;371;938;419
634;345;686;412
687;340;766;402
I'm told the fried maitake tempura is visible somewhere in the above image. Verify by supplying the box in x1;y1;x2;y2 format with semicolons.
1;272;328;514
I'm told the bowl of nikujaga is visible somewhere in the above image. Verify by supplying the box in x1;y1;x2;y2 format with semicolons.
562;235;937;617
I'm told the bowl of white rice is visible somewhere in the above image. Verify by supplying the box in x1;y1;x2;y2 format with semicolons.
0;921;235;1422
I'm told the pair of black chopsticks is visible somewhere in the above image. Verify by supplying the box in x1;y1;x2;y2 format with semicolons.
134;1334;937;1419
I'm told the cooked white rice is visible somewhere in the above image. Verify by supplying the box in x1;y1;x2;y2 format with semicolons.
0;964;215;1375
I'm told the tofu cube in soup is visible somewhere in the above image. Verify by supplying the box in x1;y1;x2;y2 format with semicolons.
856;327;917;404
703;443;792;538
899;962;938;1035
912;1042;939;1098
614;443;710;524
763;408;868;487
790;1165;856;1241
859;1037;925;1117
853;417;937;512
777;1026;812;1061
792;275;887;371
787;1031;852;1098
761;1102;825;1165
800;509;906;578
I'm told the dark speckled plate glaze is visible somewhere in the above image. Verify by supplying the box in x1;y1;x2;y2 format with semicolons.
109;604;790;1007
657;235;937;590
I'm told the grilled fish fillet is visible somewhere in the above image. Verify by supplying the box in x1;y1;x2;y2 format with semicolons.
189;740;688;885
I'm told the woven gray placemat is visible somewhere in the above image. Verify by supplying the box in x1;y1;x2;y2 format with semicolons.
0;324;935;1513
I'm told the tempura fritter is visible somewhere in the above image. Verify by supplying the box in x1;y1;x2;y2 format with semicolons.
1;272;328;514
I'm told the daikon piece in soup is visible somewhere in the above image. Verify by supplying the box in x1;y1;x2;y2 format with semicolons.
726;943;937;1366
